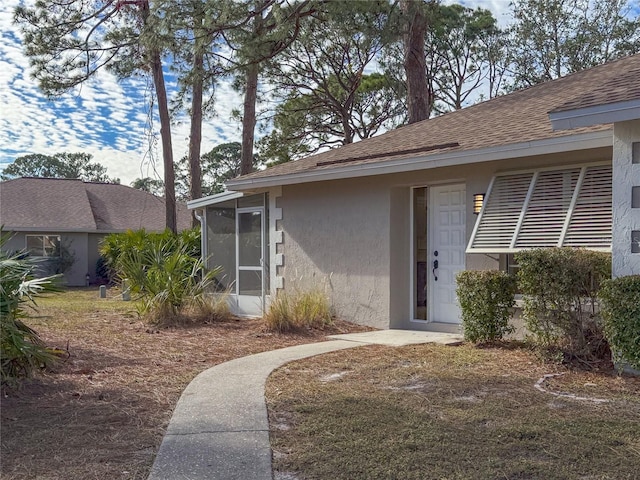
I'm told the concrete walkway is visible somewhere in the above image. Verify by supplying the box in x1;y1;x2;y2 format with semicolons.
147;330;462;480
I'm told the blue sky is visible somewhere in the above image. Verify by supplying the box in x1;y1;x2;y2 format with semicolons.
0;0;511;185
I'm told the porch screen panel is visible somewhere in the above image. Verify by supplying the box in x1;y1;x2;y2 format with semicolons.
206;204;236;291
469;172;533;251
563;165;612;249
515;168;580;248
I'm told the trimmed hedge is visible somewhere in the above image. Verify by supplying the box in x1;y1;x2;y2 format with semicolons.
599;275;640;370
515;248;611;362
456;270;516;343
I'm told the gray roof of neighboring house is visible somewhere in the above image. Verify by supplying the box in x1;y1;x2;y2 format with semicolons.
228;53;640;186
0;177;192;232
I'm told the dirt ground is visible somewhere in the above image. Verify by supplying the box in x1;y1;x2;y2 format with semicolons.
0;289;370;480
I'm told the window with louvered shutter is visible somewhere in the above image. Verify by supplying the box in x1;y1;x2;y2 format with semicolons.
468;172;533;251
467;164;612;253
563;165;612;248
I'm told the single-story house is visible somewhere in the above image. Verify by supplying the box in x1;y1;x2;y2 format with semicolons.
1;177;192;286
188;54;640;332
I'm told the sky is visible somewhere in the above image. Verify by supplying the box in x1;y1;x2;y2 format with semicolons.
0;0;511;186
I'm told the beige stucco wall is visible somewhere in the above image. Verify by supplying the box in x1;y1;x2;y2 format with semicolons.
278;146;611;329
281;176;392;329
612;120;640;277
63;233;89;286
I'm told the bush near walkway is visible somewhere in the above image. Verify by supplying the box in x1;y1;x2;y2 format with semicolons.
456;270;516;343
515;248;611;365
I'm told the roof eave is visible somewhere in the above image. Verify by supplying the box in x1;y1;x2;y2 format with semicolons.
549;99;640;131
226;130;613;190
187;190;245;210
1;227;95;233
2;227;171;234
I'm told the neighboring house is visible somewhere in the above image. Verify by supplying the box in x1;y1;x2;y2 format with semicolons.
1;178;192;286
189;54;640;331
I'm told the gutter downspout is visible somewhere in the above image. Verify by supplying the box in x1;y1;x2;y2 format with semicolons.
194;208;207;268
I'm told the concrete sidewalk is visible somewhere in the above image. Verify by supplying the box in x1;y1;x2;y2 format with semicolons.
147;330;462;480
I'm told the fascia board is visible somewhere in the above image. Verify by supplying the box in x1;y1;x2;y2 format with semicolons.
4;227;178;234
226;130;613;190
465;247;611;254
549;99;640;131
92;229;167;234
2;227;93;233
187;191;244;209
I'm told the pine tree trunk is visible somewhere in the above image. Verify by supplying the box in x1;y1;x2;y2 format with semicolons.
151;51;177;233
401;0;431;124
189;48;204;227
140;0;176;233
241;60;259;176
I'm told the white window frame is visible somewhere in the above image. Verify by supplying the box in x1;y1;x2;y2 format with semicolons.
25;235;61;257
467;162;612;254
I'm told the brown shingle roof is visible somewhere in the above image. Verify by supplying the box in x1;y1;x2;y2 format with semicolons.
232;54;640;184
551;61;640;113
0;177;192;232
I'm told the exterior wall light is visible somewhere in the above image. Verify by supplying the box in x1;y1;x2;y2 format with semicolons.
473;193;485;215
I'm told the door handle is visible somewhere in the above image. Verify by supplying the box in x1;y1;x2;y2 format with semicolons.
432;259;438;281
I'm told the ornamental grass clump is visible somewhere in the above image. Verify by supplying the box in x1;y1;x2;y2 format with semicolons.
264;289;333;333
456;270;516;343
515;248;611;365
0;233;61;384
599;275;640;371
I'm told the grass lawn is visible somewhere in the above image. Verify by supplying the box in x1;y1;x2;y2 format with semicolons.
266;343;640;480
0;288;368;480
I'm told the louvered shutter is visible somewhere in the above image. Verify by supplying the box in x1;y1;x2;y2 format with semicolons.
468;172;533;251
515;168;580;248
467;164;612;253
563;165;612;248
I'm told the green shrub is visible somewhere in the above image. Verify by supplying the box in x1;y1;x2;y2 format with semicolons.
599;275;640;370
117;239;221;325
99;227;201;279
264;289;333;333
100;227;219;325
0;233;61;384
456;270;516;343
515;248;611;363
95;256;114;284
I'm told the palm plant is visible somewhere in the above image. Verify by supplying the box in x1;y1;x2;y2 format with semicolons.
1;233;60;383
116;235;220;324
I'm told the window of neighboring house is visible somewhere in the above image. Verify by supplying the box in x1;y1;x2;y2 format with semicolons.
26;235;61;257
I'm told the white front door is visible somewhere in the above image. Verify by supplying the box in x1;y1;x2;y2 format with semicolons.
428;184;466;324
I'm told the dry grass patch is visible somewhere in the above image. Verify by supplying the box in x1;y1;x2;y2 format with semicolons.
0;288;369;480
266;343;640;480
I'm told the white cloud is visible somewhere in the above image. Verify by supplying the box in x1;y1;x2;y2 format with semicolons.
0;0;247;186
